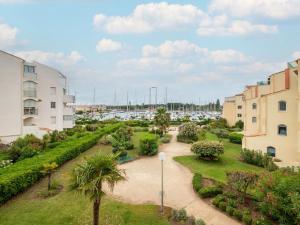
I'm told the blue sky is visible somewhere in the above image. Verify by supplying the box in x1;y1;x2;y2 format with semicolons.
1;0;300;105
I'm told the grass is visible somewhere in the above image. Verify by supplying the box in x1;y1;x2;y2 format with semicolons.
174;132;266;183
0;151;9;161
0;133;171;225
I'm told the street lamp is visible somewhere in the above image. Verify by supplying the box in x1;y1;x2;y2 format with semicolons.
159;152;166;214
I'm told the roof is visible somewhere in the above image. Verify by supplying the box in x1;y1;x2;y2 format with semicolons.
0;50;25;62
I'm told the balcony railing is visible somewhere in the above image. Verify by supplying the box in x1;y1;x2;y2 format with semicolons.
23;90;37;98
24;72;37;82
63;95;75;103
24;107;38;116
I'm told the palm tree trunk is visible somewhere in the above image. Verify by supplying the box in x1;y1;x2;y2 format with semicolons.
93;197;101;225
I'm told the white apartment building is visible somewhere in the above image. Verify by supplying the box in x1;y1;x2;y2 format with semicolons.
0;50;75;143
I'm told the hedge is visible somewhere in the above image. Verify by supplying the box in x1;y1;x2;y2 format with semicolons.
0;123;121;205
228;132;243;144
192;173;202;192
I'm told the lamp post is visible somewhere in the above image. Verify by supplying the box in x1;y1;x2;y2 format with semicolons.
159;152;166;214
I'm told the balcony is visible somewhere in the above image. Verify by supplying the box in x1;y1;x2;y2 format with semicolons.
24;107;38;117
23;89;37;98
64;106;75;115
63;95;75;103
23;72;38;82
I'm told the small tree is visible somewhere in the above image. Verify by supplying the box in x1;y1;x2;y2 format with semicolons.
154;107;171;136
226;171;258;197
139;134;158;156
42;162;58;190
70;154;126;225
191;141;224;160
177;122;199;143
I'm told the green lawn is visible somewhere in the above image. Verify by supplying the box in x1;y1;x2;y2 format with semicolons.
174;133;266;183
0;132;171;225
0;151;9;161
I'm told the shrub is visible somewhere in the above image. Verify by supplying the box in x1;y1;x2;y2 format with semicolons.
240;149;278;171
209;118;228;129
226;206;235;216
210;128;229;139
234;120;244;129
85;124;98;131
0;123;121;205
8;134;44;161
218;202;227;211
192;173;202;192
191;141;224;160
198;186;223;198
228;132;243;144
49;130;67;143
186;216;196;225
212;194;226;207
139;134;158;156
232;209;243;220
171;208;188;222
242;212;252;225
195;219;206;225
160;134;172;143
197;129;206;141
177;122;199;143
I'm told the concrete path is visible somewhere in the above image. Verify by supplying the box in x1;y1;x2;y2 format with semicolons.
109;130;240;225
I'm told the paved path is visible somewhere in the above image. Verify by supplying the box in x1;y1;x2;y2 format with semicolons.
108;130;240;225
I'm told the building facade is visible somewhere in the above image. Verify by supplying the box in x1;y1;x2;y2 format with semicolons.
0;50;75;143
243;59;300;163
222;94;243;127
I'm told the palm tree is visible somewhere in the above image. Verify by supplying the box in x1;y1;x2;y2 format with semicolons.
154;107;171;136
69;154;126;225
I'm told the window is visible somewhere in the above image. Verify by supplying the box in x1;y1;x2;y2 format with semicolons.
50;116;56;124
267;146;276;157
237;114;242;118
279;101;286;111
63;88;67;95
24;65;35;73
252;103;257;110
237;105;242;109
278;125;287;136
50;102;56;109
50;87;56;95
63;115;74;121
252;117;257;123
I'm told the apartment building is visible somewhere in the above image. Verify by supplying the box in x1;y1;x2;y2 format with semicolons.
222;94;244;127
0;50;75;143
242;59;300;163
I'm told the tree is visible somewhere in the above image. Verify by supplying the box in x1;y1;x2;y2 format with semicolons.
154;107;171;136
42;162;58;191
216;99;221;111
70;154;126;225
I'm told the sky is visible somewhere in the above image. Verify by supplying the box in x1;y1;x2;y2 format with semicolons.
1;0;300;105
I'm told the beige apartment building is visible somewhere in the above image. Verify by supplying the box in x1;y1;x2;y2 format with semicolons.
222;94;244;127
0;50;75;143
223;58;300;163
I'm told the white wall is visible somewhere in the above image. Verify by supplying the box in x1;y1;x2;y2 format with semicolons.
35;62;66;131
0;51;23;142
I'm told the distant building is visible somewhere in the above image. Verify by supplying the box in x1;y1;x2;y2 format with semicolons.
0;50;75;143
222;94;243;127
75;104;106;113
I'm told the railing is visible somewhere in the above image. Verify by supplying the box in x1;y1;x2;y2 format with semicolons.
23;89;37;98
24;107;38;116
24;73;37;82
63;95;75;103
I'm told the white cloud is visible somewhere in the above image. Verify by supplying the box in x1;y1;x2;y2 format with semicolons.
142;40;207;58
0;22;18;48
209;49;249;63
96;38;122;53
141;40;248;63
292;51;300;59
209;0;300;19
15;50;83;67
197;18;277;36
93;2;204;34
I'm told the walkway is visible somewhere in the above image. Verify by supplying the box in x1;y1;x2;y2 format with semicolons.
109;130;240;225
